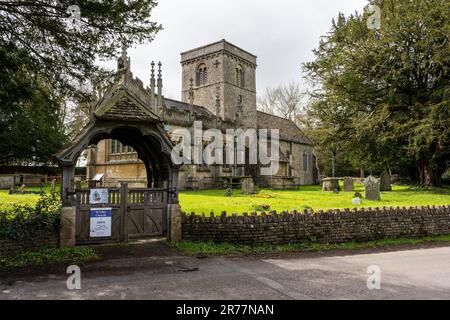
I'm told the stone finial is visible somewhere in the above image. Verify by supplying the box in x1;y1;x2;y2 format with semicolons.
215;86;221;114
150;61;156;110
118;44;130;71
188;78;195;123
237;93;243;113
189;78;194;105
215;86;221;128
158;61;162;78
157;61;163;114
151;61;155;77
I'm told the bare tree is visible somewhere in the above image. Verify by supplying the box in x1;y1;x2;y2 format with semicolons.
257;82;306;125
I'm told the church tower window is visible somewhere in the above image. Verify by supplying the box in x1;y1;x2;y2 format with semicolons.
236;65;244;88
196;64;208;86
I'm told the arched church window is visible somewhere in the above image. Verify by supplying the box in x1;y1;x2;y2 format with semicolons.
196;64;208;87
236;65;244;88
303;153;309;172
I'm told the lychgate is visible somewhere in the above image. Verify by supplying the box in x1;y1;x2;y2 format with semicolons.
55;52;181;245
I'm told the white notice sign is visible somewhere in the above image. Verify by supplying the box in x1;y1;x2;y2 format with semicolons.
90;208;112;238
89;189;109;204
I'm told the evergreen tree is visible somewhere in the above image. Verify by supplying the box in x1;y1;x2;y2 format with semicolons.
304;0;450;186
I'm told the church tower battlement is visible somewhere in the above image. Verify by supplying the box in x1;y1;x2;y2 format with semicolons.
181;39;257;129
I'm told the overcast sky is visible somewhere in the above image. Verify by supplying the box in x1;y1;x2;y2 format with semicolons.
106;0;368;100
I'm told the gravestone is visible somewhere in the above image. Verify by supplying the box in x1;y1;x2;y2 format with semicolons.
51;179;57;194
0;175;15;189
225;187;233;197
322;178;341;192
241;177;257;194
364;175;381;201
343;177;354;192
380;171;392;191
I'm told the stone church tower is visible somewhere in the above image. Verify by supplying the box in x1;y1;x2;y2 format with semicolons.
180;39;257;129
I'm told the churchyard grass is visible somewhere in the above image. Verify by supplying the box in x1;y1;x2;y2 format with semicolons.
179;184;450;215
2;183;449;214
0;191;41;209
0;183;57;209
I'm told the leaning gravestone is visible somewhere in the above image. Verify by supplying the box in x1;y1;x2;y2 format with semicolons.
380;171;392;191
343;177;354;192
364;175;381;201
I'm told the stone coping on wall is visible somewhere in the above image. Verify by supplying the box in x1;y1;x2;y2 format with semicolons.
182;205;450;223
181;205;450;245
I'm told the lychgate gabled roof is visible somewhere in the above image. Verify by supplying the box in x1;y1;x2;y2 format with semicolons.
94;69;160;122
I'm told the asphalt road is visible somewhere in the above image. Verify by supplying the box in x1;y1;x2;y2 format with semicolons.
2;245;450;300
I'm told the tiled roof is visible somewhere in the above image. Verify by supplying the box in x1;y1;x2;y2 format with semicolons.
101;97;155;121
162;98;312;145
257;111;312;145
164;98;215;118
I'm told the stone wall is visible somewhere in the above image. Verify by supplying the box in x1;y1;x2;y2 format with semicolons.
182;205;450;245
0;232;60;257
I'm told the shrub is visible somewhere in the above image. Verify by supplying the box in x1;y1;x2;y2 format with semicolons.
0;193;61;240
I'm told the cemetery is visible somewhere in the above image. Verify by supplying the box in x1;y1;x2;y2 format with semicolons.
2;178;449;215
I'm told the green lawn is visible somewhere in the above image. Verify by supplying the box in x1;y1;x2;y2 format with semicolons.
179;184;450;214
2;183;450;214
0;190;42;209
0;184;55;209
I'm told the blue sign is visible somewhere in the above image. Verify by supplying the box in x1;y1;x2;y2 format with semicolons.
90;208;112;238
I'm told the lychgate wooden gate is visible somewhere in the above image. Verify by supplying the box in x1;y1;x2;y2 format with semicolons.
75;184;168;245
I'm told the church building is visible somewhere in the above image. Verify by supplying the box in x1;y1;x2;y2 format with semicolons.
86;40;316;190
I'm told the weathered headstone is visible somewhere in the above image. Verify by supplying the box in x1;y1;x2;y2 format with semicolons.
322;178;341;191
0;175;15;189
241;177;257;194
343;177;354;192
380;171;392;191
364;175;381;201
51;179;57;194
225;187;233;197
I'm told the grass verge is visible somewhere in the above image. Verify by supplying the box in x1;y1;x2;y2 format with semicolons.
172;234;450;255
0;247;99;270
